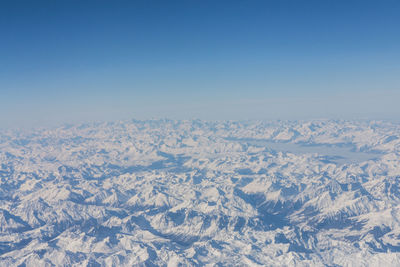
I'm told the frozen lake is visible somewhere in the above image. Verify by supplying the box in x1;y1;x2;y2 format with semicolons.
227;138;382;164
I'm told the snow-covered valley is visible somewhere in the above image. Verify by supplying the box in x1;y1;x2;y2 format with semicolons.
1;119;400;266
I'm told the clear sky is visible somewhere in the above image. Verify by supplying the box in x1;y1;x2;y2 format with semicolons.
1;0;400;128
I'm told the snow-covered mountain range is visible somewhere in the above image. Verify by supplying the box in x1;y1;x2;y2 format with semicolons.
1;119;400;266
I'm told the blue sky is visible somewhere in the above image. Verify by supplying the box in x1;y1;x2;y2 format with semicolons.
1;0;400;128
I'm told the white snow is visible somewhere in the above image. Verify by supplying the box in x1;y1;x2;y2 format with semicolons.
1;119;400;265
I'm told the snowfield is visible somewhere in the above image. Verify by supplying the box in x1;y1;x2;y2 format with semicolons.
1;119;400;266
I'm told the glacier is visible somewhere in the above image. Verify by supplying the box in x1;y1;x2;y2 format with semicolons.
1;119;400;266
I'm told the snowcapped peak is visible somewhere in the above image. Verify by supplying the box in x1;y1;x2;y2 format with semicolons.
1;119;400;265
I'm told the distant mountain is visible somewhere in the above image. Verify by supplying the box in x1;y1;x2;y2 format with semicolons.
1;119;400;266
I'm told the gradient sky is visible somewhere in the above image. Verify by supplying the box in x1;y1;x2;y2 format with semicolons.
1;0;400;128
